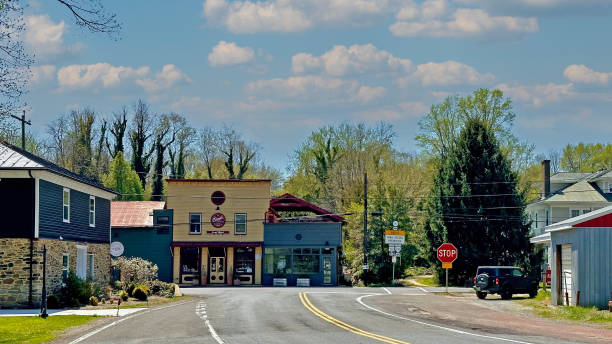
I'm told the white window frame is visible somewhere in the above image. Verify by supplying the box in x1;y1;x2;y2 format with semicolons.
62;254;69;280
89;196;95;227
63;188;70;223
606;181;612;193
189;213;202;234
569;208;591;218
235;213;247;235
87;253;94;279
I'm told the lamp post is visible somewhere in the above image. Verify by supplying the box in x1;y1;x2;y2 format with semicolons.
40;245;48;318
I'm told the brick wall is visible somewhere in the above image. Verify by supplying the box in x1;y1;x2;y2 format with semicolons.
0;238;110;308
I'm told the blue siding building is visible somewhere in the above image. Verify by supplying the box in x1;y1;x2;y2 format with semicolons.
263;194;344;286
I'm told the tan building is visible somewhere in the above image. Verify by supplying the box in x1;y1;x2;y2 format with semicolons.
167;179;270;286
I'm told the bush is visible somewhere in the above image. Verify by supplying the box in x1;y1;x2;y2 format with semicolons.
127;283;137;297
46;295;60;309
113;280;123;291
89;296;98;306
119;290;128;301
111;257;158;285
132;286;148;301
403;266;432;277
145;280;175;298
60;271;93;307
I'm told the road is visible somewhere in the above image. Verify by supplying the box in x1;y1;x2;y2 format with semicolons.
56;287;611;344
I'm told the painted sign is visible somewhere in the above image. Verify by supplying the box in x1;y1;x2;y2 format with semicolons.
437;243;458;264
110;241;124;257
385;229;405;244
210;213;226;228
206;230;229;235
388;244;402;256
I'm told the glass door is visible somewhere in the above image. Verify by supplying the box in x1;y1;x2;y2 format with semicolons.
323;257;332;284
210;257;225;284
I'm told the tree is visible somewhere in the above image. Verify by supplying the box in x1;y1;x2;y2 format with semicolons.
103;151;143;201
196;127;220;179
423;119;538;285
561;143;612;172
54;0;120;36
150;114;177;201
169;116;195;179
106;107;128;158
217;127;258;180
129;100;155;190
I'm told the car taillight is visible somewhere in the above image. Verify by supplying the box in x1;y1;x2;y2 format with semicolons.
496;278;499;285
473;277;476;285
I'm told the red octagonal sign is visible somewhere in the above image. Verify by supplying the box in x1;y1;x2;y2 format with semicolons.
437;243;458;263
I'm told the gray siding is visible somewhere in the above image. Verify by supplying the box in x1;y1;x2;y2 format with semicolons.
39;180;110;243
264;222;342;246
550;227;612;308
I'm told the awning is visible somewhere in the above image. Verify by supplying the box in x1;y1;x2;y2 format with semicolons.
530;232;551;244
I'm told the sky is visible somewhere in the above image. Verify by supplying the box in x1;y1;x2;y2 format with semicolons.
21;0;612;172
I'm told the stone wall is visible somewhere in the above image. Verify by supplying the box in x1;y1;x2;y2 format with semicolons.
0;238;110;308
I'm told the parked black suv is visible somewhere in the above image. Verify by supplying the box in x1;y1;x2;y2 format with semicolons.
473;266;538;300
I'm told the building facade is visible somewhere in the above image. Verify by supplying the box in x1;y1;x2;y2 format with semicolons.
110;201;173;282
0;142;115;308
167;179;270;286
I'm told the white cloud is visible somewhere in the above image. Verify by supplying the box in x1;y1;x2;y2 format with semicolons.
453;0;612;16
353;86;386;104
135;64;191;93
30;65;56;85
247;75;359;99
202;0;392;33
405;61;495;86
292;44;412;76
496;82;575;107
25;15;83;60
353;108;403;121
57;63;190;93
391;7;538;39
208;41;255;67
563;65;612;85
398;101;429;117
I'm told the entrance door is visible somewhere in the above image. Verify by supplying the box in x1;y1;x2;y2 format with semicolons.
322;257;332;284
560;244;573;305
210;257;225;284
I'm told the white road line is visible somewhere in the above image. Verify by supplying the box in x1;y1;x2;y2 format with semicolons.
402;293;427;296
355;295;534;344
416;287;429;293
305;291;384;295
382;287;392;295
68;300;192;344
197;300;224;344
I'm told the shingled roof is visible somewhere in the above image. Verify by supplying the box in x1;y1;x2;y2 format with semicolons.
0;141;116;194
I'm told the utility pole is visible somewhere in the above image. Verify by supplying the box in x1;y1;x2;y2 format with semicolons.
9;110;31;150
363;172;368;286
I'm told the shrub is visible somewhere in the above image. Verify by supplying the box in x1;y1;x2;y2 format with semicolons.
46;295;60;309
119;290;128;301
113;280;123;291
132;286;148;301
89;296;99;306
127;283;137;297
403;266;432;277
101;298;106;304
145;280;175;298
60;271;92;307
111;257;158;285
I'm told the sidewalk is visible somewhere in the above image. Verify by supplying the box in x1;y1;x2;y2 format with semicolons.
0;308;146;317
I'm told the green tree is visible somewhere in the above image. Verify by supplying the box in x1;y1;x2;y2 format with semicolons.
561;143;612;172
423;118;538;285
103;151;143;201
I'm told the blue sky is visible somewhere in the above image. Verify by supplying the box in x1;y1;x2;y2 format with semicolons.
22;0;612;171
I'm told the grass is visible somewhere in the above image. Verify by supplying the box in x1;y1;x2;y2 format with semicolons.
81;295;189;309
414;276;439;286
516;290;612;329
0;315;99;344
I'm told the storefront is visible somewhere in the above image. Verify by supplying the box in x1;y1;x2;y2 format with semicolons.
263;194;343;286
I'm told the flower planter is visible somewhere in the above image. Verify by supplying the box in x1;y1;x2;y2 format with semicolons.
273;278;287;287
297;278;310;287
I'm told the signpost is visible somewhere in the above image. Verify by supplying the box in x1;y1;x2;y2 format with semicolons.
437;243;458;293
386;222;405;284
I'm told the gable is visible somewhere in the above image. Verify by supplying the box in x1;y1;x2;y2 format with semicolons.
574;213;612;228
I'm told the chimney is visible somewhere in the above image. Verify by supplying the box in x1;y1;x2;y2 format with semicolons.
541;160;550;199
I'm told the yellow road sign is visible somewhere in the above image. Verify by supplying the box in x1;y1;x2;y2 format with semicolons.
442;262;452;269
385;229;405;236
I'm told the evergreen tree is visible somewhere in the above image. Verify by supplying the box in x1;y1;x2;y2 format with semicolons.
103;152;144;201
424;118;539;285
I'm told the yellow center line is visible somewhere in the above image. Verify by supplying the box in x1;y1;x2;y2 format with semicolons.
299;292;411;344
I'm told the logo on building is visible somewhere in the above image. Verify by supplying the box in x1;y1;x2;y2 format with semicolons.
211;213;226;228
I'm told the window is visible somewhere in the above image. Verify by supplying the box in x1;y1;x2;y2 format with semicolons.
87;254;94;279
156;215;170;234
63;188;70;223
62;254;69;280
89;196;95;227
235;247;255;274
570;208;591;218
293;253;320;273
608;182;612;193
235;213;247;235
189;213;201;234
512;269;523;277
264;248;292;276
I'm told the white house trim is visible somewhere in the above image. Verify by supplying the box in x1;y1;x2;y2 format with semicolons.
0;169;115;199
34;177;39;238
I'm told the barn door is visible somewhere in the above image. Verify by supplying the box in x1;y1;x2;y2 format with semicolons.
560;244;573;306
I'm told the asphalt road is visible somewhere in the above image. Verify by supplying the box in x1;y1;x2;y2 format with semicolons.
57;287;606;344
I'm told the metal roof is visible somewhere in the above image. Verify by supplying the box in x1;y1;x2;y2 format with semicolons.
0;141;116;194
111;201;166;228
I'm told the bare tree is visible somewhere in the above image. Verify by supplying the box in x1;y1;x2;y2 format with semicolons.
151;114;178;201
236;140;258;180
47;116;70;168
129;100;155;189
168;115;195;179
547;149;561;174
217;127;259;180
106;106;128;158
197;128;220;179
54;0;121;37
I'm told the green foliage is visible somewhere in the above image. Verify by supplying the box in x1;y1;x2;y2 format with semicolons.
403;266;432;277
119;290;128;301
103;151;144;200
561;143;612;172
113;257;159;285
132;286;148;301
89;296;98;306
144;280;175;298
518;290;612;325
423;118;540;286
46;295;59;309
126;283;137;297
0;315;99;344
59;271;94;307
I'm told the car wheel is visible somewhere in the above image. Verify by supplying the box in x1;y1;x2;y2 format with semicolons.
501;286;512;300
529;286;538;298
476;291;487;299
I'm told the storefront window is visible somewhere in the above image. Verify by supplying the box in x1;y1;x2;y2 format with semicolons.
265;248;292;276
235;247;255;274
181;247;199;273
293;253;320;273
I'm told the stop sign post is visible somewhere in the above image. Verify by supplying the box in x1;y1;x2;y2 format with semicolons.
437;243;458;293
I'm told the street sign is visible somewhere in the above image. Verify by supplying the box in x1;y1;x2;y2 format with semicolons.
437;243;458;263
385;229;405;244
392;256;397;263
363;264;369;270
388;244;401;256
442;262;452;269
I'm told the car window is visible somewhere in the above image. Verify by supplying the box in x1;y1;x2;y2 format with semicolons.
477;268;495;276
499;269;513;277
512;269;523;277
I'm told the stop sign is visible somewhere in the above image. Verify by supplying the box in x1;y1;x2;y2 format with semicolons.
437;243;458;263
